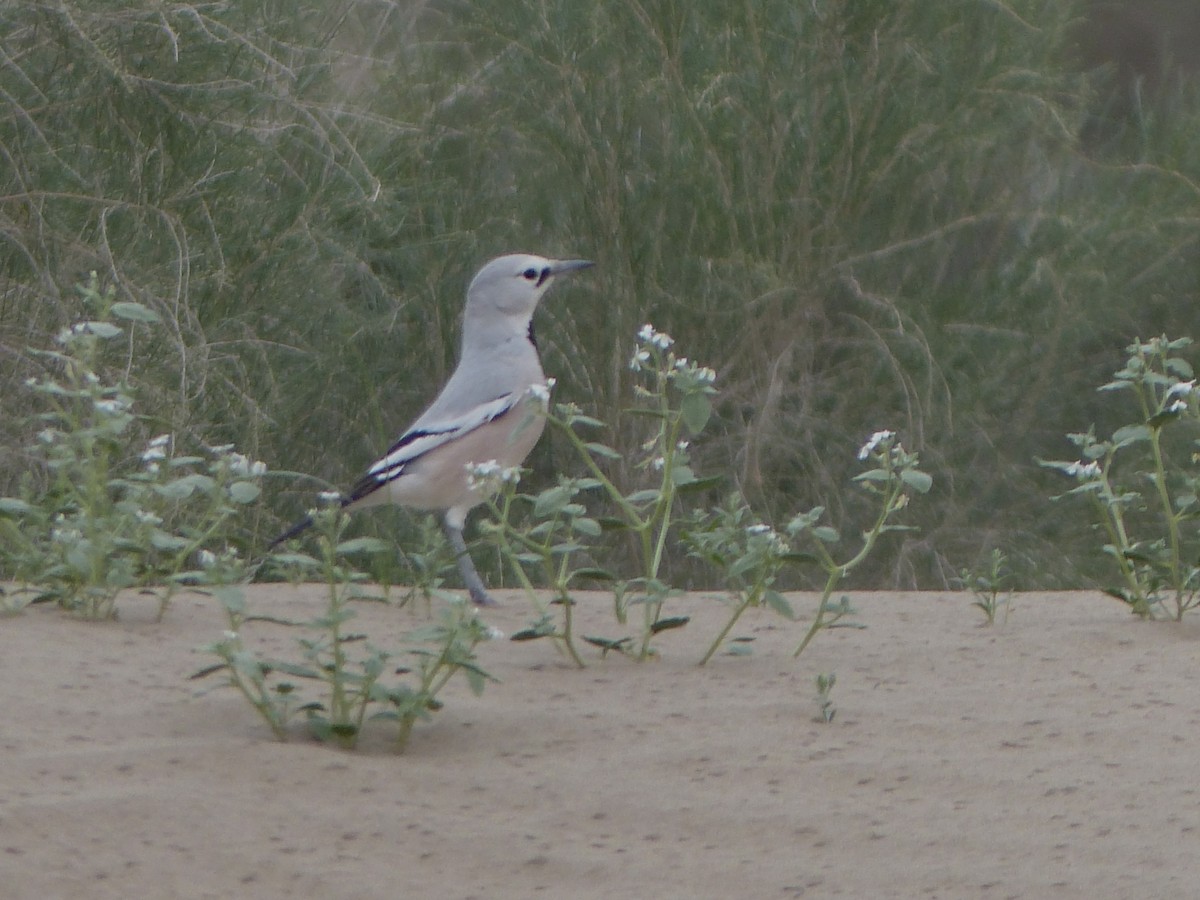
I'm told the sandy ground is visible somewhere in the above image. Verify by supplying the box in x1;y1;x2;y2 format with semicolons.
2;586;1200;899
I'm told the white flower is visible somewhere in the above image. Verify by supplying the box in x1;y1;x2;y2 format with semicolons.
466;460;521;492
467;459;502;479
223;630;239;642
629;348;651;371
635;323;673;350
142;444;167;463
1167;380;1195;398
485;625;505;641
227;452;266;478
696;366;716;384
94;398;126;415
651;456;665;471
1168;400;1188;414
746;523;772;535
198;549;217;568
676;440;690;453
858;430;895;460
527;382;552;404
1063;460;1102;479
135;510;162;526
37;428;59;444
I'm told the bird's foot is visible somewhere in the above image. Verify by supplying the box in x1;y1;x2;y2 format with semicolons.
469;586;499;607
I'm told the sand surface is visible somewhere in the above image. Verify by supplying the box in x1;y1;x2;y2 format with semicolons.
2;586;1200;899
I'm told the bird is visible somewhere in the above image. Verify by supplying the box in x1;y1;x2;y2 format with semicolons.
270;253;594;606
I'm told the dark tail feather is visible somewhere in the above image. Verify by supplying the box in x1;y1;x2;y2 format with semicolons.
269;515;315;548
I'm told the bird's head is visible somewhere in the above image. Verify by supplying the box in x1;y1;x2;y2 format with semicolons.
466;253;594;322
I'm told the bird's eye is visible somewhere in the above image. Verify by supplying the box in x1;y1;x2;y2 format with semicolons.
521;268;539;281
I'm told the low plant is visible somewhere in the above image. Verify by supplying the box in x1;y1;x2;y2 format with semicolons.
0;275;267;619
360;516;461;612
958;548;1013;626
1042;336;1200;620
790;430;932;658
196;502;497;750
475;462;604;668
544;324;718;659
685;430;931;663
683;497;802;665
814;673;837;724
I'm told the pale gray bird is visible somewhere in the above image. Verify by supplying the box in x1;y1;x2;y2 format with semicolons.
271;253;594;605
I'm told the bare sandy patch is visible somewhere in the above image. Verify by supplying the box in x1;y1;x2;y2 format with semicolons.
2;587;1199;899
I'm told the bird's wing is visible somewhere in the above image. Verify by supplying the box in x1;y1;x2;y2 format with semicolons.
343;391;520;504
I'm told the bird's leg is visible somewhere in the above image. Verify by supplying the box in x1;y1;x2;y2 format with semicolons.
441;516;497;607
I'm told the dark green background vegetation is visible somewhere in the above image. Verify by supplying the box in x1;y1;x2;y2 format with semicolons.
3;1;1198;588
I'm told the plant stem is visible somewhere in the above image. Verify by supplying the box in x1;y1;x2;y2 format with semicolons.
794;569;842;659
699;593;753;666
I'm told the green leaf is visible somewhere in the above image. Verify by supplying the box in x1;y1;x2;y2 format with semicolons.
228;481;261;504
900;469;933;494
764;589;795;619
335;537;389;555
625;489;662;505
676;474;724;494
110;301;161;324
149;530;189;551
269;551;320;567
597;516;635;532
510;629;552;642
852;468;889;484
265;660;324;680
649;616;690;634
0;497;35;515
584;442;623;459
583;635;632;653
189;662;228;680
1167;357;1195;379
671;464;697;487
680;392;712;435
572;517;602;537
84;321;122;338
812;526;840;543
1112;424;1150;448
533;485;571;518
155;473;216;500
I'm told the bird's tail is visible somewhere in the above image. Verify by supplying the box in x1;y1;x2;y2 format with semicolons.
268;515;315;549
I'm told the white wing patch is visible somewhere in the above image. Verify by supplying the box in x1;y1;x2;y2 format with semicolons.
346;393;518;503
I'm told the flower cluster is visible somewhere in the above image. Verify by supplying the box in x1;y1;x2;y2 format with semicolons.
527;377;556;405
1061;460;1102;480
466;459;523;494
858;430;895;460
671;356;717;386
630;323;674;371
